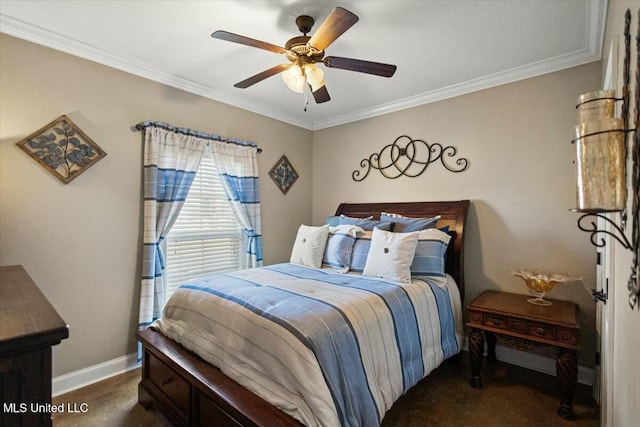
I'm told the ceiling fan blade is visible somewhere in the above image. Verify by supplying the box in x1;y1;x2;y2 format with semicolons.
324;56;397;77
308;7;359;51
311;84;331;104
211;30;287;54
234;64;292;89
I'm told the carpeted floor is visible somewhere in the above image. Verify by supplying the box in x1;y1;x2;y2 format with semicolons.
52;353;598;426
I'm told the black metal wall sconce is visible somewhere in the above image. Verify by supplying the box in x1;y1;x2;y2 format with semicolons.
571;9;639;309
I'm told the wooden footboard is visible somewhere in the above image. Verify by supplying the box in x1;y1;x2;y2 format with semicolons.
136;328;302;427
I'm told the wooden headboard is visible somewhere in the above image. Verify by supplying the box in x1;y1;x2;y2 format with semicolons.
335;200;470;300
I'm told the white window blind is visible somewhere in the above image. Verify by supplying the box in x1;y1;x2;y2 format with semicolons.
165;147;241;299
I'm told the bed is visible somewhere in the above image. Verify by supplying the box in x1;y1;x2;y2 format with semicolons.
137;200;470;427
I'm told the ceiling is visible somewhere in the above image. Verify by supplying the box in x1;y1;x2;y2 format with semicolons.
0;0;607;130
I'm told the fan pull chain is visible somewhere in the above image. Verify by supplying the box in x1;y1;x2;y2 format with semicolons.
303;85;309;111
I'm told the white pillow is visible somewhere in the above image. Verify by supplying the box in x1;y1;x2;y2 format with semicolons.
290;224;330;268
363;227;419;283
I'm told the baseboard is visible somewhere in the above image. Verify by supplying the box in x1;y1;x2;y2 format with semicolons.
497;345;595;385
462;340;595;386
52;353;140;397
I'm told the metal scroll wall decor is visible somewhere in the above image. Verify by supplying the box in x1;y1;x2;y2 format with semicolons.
352;134;469;181
571;9;639;309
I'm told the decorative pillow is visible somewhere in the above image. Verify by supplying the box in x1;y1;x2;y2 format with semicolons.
343;214;373;220
410;228;452;277
290;224;330;268
349;231;373;272
338;216;393;231
326;214;373;227
322;225;361;273
380;212;440;232
325;216;341;227
363;228;419;283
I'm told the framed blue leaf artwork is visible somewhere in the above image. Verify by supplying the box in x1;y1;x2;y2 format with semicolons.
16;115;106;184
269;155;299;195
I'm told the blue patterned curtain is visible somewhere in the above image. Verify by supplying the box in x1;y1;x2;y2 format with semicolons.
210;141;263;268
137;121;263;334
138;126;206;329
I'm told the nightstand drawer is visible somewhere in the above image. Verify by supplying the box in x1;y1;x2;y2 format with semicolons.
483;314;508;330
527;322;556;340
508;319;527;334
557;327;578;345
468;310;482;324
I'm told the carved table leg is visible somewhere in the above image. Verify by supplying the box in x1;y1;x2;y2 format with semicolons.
485;331;497;362
469;328;485;388
556;348;578;421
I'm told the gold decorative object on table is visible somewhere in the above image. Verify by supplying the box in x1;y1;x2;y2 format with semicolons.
512;269;581;306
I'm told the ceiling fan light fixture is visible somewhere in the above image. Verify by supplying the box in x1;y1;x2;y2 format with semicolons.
289;76;306;93
281;64;302;81
281;65;305;93
214;8;393;104
304;64;324;88
282;63;324;94
282;64;304;92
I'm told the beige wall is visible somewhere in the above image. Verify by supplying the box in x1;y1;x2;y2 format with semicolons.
0;29;606;379
601;1;640;425
0;34;312;376
312;62;602;367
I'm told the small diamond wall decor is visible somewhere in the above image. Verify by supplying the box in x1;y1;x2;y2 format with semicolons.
269;155;299;195
16;115;106;184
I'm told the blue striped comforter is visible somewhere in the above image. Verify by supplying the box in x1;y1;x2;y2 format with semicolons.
153;263;462;427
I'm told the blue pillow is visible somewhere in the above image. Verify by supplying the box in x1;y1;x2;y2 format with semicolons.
410;228;451;277
326;214;373;227
325;216;341;226
380;212;440;232
322;232;356;273
349;231;373;272
338;217;393;231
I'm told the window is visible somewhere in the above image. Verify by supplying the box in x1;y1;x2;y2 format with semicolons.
164;147;241;299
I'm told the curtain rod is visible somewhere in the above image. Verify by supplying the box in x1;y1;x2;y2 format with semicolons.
134;121;262;153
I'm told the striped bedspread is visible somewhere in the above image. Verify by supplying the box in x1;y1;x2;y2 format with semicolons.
152;263;463;427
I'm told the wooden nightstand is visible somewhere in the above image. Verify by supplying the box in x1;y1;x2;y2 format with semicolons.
466;290;580;421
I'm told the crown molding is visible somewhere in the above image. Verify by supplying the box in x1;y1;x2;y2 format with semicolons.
312;0;607;130
1;0;605;132
0;14;314;130
312;48;600;130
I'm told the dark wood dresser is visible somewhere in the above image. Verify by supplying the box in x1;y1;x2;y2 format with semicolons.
0;265;69;427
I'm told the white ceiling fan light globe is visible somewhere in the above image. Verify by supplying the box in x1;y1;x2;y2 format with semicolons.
281;64;303;86
289;75;306;93
304;64;324;87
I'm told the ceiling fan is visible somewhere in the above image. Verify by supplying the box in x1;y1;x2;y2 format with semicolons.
211;7;397;104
